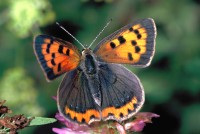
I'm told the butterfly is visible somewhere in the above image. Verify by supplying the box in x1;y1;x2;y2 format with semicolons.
33;18;156;125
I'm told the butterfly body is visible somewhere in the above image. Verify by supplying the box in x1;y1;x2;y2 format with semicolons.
33;18;157;125
80;48;102;106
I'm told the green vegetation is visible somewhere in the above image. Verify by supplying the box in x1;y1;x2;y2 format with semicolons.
0;0;200;133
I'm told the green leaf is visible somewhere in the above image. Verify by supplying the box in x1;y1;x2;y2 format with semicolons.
28;117;57;126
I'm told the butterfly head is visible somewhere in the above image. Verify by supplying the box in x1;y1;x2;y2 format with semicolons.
81;48;95;62
81;48;92;55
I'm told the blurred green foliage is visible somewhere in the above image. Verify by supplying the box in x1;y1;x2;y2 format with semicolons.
8;0;55;37
0;0;200;134
0;67;44;116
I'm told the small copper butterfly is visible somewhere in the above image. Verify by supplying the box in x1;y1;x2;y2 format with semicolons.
33;18;156;124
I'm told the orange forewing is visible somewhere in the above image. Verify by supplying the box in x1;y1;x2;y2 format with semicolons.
34;35;81;81
94;18;156;67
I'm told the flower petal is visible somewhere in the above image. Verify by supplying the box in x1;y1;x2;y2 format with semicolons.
116;123;126;134
125;112;160;132
52;128;90;134
135;112;160;123
55;113;67;123
52;128;67;134
125;119;145;132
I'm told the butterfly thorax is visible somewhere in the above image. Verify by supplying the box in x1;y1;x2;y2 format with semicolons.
81;48;99;76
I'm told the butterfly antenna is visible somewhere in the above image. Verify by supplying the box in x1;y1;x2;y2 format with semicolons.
87;19;112;48
56;22;86;49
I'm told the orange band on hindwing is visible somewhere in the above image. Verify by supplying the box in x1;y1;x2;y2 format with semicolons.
102;97;138;121
65;107;100;124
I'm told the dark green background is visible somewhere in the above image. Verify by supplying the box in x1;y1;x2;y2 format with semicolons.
0;0;200;134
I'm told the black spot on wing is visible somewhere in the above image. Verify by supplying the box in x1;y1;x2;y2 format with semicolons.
51;59;56;66
58;63;61;72
66;113;70;117
46;43;51;53
110;42;116;48
81;118;85;123
118;36;126;44
120;113;124;118
108;113;114;116
132;29;142;39
128;53;133;61
90;115;95;120
73;117;77;121
135;46;141;53
137;34;142;39
52;53;55;58
129;27;133;31
58;45;64;53
134;29;139;34
131;40;137;46
66;49;70;56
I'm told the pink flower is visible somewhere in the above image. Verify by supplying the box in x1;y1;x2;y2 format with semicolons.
52;112;159;134
124;112;160;133
116;123;126;134
52;128;89;134
125;119;146;132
